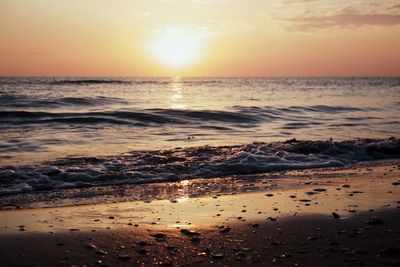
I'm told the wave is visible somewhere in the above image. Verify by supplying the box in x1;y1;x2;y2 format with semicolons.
0;109;260;126
0;95;128;108
50;79;132;85
0;138;398;195
0;103;374;126
0;78;224;86
49;79;224;86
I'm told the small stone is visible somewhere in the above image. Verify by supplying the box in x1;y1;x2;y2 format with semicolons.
332;212;340;219
313;188;327;192
211;252;224;259
219;227;231;234
153;233;166;241
95;249;108;255
271;241;285;246
180;229;200;236
86;244;97;249
118;254;130;260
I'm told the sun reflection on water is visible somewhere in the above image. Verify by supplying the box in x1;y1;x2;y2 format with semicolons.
170;77;187;109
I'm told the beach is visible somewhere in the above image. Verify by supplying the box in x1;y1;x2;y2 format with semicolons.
1;0;400;266
1;160;399;266
0;78;399;266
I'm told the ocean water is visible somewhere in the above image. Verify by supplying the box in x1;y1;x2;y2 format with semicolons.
0;77;399;195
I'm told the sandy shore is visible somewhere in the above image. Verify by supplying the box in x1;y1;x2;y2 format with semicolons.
0;160;399;266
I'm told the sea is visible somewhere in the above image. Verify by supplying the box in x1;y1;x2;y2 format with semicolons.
0;77;399;195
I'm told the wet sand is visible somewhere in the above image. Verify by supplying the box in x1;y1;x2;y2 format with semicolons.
0;160;399;266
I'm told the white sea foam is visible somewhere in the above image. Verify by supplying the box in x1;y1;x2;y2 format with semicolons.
0;138;399;196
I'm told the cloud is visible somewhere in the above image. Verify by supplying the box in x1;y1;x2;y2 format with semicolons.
283;10;400;31
389;4;400;10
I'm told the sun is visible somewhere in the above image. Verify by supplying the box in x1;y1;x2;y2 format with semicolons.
148;27;205;69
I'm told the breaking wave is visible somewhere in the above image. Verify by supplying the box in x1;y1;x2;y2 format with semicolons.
0;138;399;195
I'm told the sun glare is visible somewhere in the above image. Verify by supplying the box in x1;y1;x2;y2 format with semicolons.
149;27;205;69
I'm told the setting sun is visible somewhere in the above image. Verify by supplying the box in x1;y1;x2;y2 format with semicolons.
148;27;207;69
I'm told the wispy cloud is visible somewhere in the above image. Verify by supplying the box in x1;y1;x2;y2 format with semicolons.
389;4;400;10
282;10;400;31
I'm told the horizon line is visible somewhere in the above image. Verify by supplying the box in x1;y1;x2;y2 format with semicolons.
1;75;400;79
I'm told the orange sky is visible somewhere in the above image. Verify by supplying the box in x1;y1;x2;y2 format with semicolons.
1;0;400;77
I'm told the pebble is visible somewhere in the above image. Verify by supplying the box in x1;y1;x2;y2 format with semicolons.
153;233;166;241
313;188;327;192
211;252;224;259
85;244;97;249
95;250;108;255
118;254;130;260
219;227;232;234
180;229;200;236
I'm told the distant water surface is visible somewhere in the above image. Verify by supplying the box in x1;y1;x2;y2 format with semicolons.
0;77;399;165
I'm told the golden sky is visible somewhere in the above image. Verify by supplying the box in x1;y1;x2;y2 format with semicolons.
1;0;400;77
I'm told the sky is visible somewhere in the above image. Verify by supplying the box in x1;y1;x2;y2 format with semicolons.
0;0;400;77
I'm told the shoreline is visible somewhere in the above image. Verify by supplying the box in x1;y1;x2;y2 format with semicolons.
1;160;399;266
0;159;398;210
